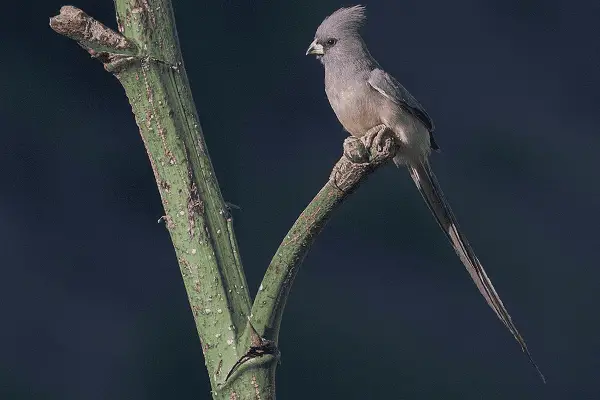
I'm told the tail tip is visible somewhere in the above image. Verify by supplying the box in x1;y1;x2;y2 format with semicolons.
523;349;546;383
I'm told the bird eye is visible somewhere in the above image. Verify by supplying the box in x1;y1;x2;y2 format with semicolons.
326;38;337;46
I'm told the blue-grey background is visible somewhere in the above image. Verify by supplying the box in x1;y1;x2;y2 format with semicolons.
2;0;599;398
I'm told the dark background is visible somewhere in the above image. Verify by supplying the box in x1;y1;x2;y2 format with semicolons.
2;0;599;398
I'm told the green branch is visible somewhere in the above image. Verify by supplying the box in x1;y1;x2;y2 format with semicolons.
50;2;397;398
50;3;257;396
251;133;397;342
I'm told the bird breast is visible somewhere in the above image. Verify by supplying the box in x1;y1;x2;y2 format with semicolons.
325;80;383;138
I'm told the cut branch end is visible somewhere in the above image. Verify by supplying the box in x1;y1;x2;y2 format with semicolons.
50;6;137;57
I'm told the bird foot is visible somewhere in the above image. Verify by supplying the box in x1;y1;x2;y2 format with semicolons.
343;125;395;164
362;124;390;152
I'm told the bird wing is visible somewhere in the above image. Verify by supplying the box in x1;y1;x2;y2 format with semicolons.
402;156;545;382
368;68;438;150
368;68;435;132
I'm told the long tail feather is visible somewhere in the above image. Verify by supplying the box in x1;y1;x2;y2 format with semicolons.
397;156;545;382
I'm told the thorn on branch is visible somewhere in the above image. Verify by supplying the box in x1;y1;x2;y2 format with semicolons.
225;202;242;211
224;322;280;383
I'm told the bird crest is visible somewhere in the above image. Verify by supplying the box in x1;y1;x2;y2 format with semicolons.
316;5;366;39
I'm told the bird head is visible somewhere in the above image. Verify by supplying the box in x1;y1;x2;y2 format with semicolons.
306;5;367;63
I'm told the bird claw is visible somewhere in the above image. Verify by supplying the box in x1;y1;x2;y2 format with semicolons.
342;125;395;164
362;124;389;152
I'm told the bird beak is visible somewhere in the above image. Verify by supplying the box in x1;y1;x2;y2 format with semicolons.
306;39;324;56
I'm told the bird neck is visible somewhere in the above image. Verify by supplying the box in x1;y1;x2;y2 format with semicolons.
324;38;376;77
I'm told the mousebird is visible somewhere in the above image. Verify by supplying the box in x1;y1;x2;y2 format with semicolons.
306;5;544;382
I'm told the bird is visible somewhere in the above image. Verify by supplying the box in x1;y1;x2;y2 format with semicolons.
306;5;544;382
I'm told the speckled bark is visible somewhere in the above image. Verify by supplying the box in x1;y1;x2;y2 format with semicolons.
50;3;263;398
50;2;396;399
251;134;397;342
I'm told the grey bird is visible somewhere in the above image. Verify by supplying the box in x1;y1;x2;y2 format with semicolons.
306;5;544;381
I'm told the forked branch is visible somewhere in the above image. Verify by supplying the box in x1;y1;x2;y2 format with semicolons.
50;2;397;398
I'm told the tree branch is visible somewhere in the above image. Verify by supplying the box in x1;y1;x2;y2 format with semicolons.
50;3;259;397
250;131;398;342
49;6;137;56
51;2;398;397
